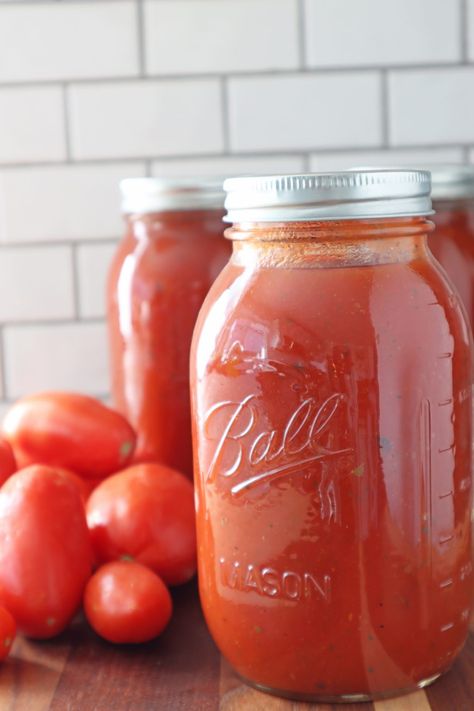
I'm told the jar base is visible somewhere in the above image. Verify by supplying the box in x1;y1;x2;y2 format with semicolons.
240;671;442;704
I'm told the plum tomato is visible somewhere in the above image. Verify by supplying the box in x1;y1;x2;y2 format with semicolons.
3;392;136;478
0;607;16;661
0;465;93;638
87;463;196;586
0;437;16;487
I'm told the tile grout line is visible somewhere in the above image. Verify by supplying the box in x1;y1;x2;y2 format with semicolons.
0;62;471;90
461;0;469;63
220;77;231;154
70;243;81;321
0;327;7;403
62;83;72;162
297;0;307;70
0;0;110;4
1;316;105;329
136;0;146;77
0;143;468;172
0;238;120;250
380;70;390;148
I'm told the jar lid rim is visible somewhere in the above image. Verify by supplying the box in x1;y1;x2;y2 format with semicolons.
223;170;432;223
120;177;225;214
426;164;474;201
351;164;474;201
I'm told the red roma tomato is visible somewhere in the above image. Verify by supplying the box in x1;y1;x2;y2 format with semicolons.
84;560;172;644
0;437;16;487
54;468;91;502
26;467;104;507
0;465;93;638
87;463;196;586
3;392;136;478
81;477;108;500
0;607;16;661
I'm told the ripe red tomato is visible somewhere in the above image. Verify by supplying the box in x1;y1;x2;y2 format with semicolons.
0;437;16;487
81;476;108;500
84;560;172;644
3;392;136;478
0;465;93;638
54;469;106;504
54;468;91;502
0;607;16;661
87;463;196;586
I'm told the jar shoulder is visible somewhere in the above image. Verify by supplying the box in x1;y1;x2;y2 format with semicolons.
192;258;472;377
108;233;231;297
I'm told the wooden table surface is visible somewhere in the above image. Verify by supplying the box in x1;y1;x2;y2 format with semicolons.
0;581;472;711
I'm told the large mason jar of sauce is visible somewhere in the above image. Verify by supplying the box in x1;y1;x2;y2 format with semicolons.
108;178;231;475
190;171;473;702
428;166;474;332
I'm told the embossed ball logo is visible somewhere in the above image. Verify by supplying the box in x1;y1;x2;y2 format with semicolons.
203;392;352;496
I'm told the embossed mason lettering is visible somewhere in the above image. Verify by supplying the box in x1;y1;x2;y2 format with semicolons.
204;392;351;495
219;557;331;603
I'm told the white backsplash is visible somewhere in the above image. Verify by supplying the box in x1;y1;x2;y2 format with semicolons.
0;0;471;412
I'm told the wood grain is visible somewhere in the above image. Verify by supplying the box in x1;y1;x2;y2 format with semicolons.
373;690;431;711
0;581;471;710
0;635;69;711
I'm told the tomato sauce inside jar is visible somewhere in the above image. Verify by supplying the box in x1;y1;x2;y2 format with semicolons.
190;171;473;702
428;166;474;332
108;178;231;475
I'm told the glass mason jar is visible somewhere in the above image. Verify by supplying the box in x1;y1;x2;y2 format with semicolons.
190;171;473;702
428;166;474;332
108;178;231;476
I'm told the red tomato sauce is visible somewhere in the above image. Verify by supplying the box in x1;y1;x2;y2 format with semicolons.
429;200;474;332
108;208;231;475
191;218;473;699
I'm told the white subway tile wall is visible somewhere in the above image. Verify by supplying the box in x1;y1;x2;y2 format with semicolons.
76;242;118;319
0;163;145;244
144;0;299;74
151;154;306;178
304;0;461;67
0;87;66;164
0;2;139;82
3;323;109;400
228;73;382;151
388;67;474;145
0;0;470;412
0;246;74;323
309;147;466;172
69;80;224;159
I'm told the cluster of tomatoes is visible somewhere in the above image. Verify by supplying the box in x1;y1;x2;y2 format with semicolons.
0;391;196;658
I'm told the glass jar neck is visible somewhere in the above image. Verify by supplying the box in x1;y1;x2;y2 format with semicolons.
127;208;225;240
226;217;434;268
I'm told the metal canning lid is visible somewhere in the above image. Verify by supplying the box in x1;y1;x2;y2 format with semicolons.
224;170;432;223
120;177;225;214
428;165;474;201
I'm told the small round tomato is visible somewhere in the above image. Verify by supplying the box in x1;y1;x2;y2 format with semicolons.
87;463;196;586
0;437;16;487
0;465;93;638
3;392;136;478
84;560;172;644
0;607;15;661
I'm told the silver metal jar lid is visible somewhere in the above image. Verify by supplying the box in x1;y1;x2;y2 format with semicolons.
428;165;474;201
224;170;432;223
120;177;225;214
